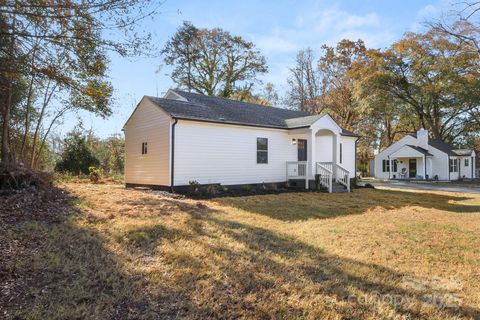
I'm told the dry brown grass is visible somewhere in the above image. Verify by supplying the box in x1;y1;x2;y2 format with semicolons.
2;183;480;319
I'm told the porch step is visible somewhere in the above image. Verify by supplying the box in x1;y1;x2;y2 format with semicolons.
331;182;348;193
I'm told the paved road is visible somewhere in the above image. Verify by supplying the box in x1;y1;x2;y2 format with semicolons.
365;182;480;194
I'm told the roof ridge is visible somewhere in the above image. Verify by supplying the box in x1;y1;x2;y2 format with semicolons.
172;89;308;114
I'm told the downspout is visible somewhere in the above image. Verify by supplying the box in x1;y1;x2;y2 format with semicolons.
170;119;178;192
354;139;357;178
424;155;426;180
472;156;474;179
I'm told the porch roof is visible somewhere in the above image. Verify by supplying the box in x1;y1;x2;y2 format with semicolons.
389;145;433;159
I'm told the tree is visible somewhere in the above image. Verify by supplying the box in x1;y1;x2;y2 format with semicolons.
162;21;268;98
433;1;480;58
55;130;99;175
285;48;321;112
0;0;159;169
261;82;279;106
350;28;480;142
317;39;367;129
88;133;125;174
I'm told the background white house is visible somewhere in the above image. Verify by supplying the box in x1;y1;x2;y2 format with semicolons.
123;90;359;192
374;129;476;180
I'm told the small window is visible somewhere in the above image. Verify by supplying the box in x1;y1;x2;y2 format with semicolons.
449;158;458;172
465;158;469;167
393;159;398;172
142;142;148;155
257;138;268;164
339;143;343;164
382;159;390;172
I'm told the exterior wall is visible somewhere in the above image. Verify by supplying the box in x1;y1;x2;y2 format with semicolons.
315;133;333;163
459;155;475;179
428;146;449;180
314;133;356;179
173;120;298;186
124;98;171;186
339;136;356;178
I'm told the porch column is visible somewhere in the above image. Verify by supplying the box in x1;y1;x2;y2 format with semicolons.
332;133;338;179
307;129;316;189
423;155;426;180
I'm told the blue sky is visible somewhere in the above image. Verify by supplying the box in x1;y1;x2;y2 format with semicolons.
61;0;452;138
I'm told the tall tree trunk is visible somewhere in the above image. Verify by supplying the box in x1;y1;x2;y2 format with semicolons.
1;89;12;168
30;81;56;168
20;62;36;164
1;6;16;168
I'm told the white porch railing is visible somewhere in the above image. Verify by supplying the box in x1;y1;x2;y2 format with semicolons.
317;162;351;192
318;162;333;172
335;163;350;192
286;161;350;192
286;161;309;188
316;162;333;193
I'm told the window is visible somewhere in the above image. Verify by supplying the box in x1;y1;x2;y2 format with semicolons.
141;142;148;155
393;159;398;172
465;158;469;167
256;138;268;164
339;143;343;164
382;159;390;172
449;158;458;172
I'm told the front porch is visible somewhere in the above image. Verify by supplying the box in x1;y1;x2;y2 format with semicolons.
386;145;433;180
286;161;351;192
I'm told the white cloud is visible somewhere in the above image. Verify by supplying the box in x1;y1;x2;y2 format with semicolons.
410;0;453;32
252;35;298;54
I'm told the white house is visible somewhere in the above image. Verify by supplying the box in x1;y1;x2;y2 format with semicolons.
123;89;359;193
374;129;476;181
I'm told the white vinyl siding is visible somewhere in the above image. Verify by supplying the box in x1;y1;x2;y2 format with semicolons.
338;136;356;178
124;98;171;186
173;120;298;186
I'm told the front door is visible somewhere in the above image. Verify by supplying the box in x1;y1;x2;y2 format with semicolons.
297;139;307;161
409;159;417;178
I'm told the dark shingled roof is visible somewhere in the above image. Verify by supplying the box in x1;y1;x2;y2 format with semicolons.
143;90;359;137
406;145;434;156
408;134;473;156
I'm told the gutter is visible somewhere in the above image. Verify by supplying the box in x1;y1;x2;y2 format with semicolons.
170;119;178;192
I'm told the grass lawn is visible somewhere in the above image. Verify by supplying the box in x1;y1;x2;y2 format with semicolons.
1;183;480;319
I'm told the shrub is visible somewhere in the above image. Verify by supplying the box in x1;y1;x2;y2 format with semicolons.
189;180;200;194
206;184;220;196
240;184;252;193
55;131;99;175
89;166;101;184
315;174;321;190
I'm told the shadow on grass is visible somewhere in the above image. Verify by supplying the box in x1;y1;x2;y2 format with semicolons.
214;188;480;221
2;185;479;319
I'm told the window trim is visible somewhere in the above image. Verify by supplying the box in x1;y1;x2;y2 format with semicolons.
256;137;268;164
382;159;390;172
449;158;458;172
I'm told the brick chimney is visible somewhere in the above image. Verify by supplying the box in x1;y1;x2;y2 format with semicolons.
417;128;429;150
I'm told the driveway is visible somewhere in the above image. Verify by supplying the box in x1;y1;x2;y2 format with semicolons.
364;181;480;194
